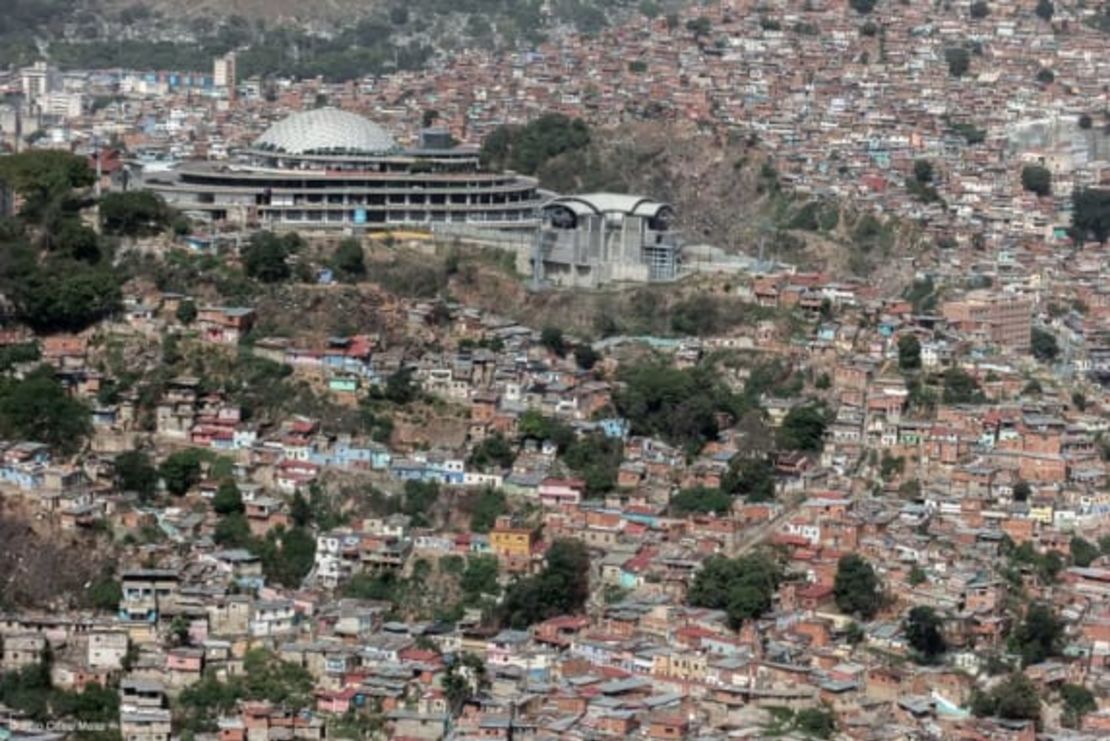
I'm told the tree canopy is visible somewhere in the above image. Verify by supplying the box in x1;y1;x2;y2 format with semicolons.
99;191;173;236
498;538;590;628
212;479;244;515
722;456;776;502
945;47;970;77
688;552;782;629
114;450;159;500
615;361;742;453
1020;165;1052;197
897;334;921;371
1072;188;1110;243
669;486;733;516
833;554;883;619
904;605;947;663
1030;327;1059;362
972;673;1040;724
468;488;508;533
480;113;591;175
777;404;829;452
0;150;93;224
242;231;304;282
330;238;366;281
0;366;91;454
159;449;204;496
1010;602;1064;666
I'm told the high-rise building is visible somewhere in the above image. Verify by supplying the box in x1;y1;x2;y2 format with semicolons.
19;62;62;106
941;290;1033;352
213;52;237;100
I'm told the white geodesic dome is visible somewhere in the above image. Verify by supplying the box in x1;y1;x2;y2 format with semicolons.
254;108;398;155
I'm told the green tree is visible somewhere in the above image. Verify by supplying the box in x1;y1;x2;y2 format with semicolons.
3;254;121;333
159;449;204;496
540;326;567;357
212;480;244;515
1071;188;1110;243
796;707;836;739
0;366;91;454
1070;536;1099;567
213;512;252;548
242;231;301;282
442;653;488;716
723;456;776;502
908;564;927;586
1030;327;1059;362
56;219;101;262
685;16;712;37
0;150;93;225
468;488;508;533
669;486;733;516
1060;683;1096;728
261;527;316;588
941;367;984;404
330;238;366;281
1012;480;1031;501
290;491;312;528
499;539;590;628
945;46;971;77
1021;165;1052;197
99;191;172;236
1011;602;1063;666
86;575;122;612
688;553;781;629
383;367;418;405
574;344;599;371
460;554;500;602
849;0;877;13
777;404;829;452
114;450;160;501
1035;0;1054;21
913;159;934;184
517;410;575;451
469;435;515;472
479;113;590;176
970;1;989;19
904;606;947;662
897;334;921;371
834;554;883;619
973;673;1040;724
176;299;198;325
561;432;622;495
399;479;441;528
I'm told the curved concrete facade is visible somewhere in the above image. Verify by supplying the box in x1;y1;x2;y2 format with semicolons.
141;112;543;230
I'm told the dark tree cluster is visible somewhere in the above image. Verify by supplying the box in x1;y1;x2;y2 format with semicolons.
99;191;174;236
480;113;591;176
688;552;783;629
499;539;590;628
0;151;122;333
1071;188;1110;243
614;361;743;454
1021;165;1052;197
833;554;883;619
241;231;305;283
0;366;91;454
